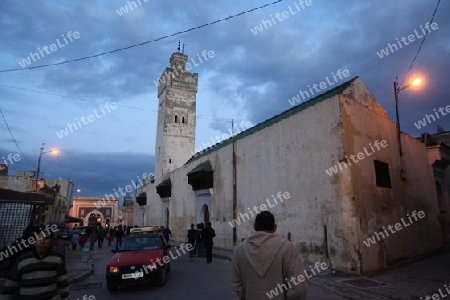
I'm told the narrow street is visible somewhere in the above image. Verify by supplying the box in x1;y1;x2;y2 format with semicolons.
68;244;345;300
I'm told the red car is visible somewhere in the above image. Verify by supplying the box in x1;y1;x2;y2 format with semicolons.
106;232;171;291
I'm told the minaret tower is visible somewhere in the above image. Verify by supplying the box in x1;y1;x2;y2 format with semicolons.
154;47;198;182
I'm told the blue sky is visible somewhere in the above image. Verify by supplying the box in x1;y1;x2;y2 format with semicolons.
0;0;449;197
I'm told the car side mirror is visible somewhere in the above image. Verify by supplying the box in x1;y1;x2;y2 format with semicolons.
165;244;171;249
111;250;117;254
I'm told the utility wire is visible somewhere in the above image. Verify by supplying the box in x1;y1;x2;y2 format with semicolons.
0;108;36;168
0;0;284;74
0;83;237;122
0;83;156;112
401;0;441;86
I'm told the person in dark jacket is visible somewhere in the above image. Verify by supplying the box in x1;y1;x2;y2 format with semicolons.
202;222;216;263
187;224;196;258
97;226;105;248
195;223;204;257
115;225;124;251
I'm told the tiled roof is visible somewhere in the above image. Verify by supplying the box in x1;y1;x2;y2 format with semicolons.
156;178;171;188
186;160;213;176
186;76;359;164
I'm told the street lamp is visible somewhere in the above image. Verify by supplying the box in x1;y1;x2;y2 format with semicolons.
393;77;421;156
36;143;58;181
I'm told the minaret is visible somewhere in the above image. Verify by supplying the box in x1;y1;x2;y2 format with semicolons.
154;49;198;182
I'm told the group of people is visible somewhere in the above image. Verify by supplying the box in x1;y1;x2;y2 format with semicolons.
187;222;216;263
70;225;107;251
1;211;308;299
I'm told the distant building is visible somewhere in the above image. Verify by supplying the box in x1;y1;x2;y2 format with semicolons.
419;131;450;243
0;170;73;225
133;50;444;274
71;196;120;228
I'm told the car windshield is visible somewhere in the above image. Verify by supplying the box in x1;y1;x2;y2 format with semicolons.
119;236;161;251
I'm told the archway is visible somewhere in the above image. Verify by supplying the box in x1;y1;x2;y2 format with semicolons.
201;204;210;224
165;208;170;228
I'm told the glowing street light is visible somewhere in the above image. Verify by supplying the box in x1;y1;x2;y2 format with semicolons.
393;77;422;156
36;143;58;181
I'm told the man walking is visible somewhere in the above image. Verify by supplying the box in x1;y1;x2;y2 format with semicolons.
1;224;70;299
115;225;124;251
195;223;204;257
187;224;196;258
202;222;216;263
71;231;80;250
97;226;105;248
231;211;308;299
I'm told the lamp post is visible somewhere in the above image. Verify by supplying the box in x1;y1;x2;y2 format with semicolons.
36;143;58;181
393;78;421;157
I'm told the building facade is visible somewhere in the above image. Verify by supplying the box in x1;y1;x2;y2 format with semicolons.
0;169;73;225
70;196;120;228
133;51;444;274
420;131;450;244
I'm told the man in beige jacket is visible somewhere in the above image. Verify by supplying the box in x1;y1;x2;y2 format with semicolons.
231;211;308;299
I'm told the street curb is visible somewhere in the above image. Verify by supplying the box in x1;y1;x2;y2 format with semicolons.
171;241;234;261
309;277;390;300
213;253;232;261
68;261;95;285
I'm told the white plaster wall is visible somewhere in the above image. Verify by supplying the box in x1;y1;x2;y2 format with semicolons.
166;93;345;268
140;182;163;227
340;92;443;273
0;175;34;192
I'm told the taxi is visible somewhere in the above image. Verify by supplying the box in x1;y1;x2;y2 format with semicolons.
106;228;171;292
129;226;159;234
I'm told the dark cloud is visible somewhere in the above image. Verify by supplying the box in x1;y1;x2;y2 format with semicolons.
0;0;449;194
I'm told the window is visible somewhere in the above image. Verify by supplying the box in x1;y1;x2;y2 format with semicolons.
169;159;172;164
374;160;391;188
182;116;185;123
175;115;178;123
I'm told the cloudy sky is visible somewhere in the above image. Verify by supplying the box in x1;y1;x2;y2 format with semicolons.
0;0;448;198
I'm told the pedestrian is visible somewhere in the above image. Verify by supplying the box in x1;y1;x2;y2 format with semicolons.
79;232;88;250
71;231;80;250
89;230;97;251
195;223;204;257
164;227;172;243
115;225;124;251
107;234;114;247
97;226;105;248
231;211;308;299
1;224;70;299
203;222;216;263
187;224;196;258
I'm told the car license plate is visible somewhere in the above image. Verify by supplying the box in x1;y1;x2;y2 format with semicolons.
122;272;143;279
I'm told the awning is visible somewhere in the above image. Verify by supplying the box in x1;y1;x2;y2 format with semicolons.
187;160;213;176
187;160;213;190
136;192;147;206
0;188;53;204
65;215;83;223
156;179;171;198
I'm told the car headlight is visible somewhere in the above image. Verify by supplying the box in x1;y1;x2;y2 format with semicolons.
147;263;158;271
109;267;119;273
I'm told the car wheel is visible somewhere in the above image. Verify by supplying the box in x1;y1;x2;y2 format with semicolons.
156;268;167;287
106;281;118;292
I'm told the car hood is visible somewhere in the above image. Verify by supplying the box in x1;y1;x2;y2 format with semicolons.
108;249;165;267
